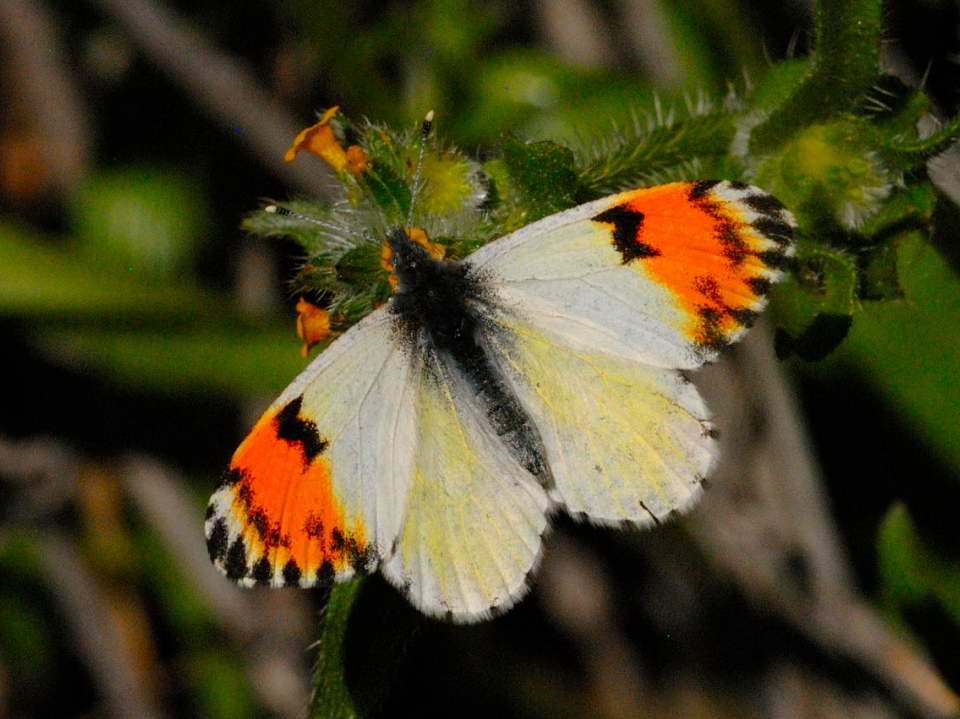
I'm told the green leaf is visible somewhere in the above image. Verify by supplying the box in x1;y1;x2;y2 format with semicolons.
311;581;363;719
826;232;960;471
363;161;412;219
501;136;578;224
31;325;309;396
771;242;857;360
577;109;735;198
858;182;936;239
0;223;220;322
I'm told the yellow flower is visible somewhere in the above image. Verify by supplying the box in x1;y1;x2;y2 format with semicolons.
284;106;369;177
295;297;332;357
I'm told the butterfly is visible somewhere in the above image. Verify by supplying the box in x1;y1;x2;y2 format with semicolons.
205;178;794;621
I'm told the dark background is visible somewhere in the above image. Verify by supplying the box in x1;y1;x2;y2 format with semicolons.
1;1;959;717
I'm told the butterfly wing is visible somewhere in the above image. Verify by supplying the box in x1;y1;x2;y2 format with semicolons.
466;180;794;524
206;304;550;619
205;308;418;587
381;337;550;621
468;180;794;369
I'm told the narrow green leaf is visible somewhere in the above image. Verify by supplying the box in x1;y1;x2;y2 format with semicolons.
577;110;735;198
188;651;257;719
363;161;412;219
0;223;220;322
877;502;960;629
31;325;308;395
877;502;927;611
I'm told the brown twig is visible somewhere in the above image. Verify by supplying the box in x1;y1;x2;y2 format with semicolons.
691;324;960;719
0;436;312;719
0;0;92;200
38;530;166;719
122;455;312;719
531;0;617;69
88;0;336;200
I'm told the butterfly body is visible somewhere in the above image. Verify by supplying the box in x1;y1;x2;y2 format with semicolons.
389;227;550;481
207;180;795;621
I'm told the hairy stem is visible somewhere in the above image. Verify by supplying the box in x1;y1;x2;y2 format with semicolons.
748;0;882;153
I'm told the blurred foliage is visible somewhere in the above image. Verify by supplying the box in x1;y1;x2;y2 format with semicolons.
878;503;960;631
71;167;207;282
1;0;960;716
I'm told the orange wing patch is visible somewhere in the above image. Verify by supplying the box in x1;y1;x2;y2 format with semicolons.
205;396;373;587
592;180;794;351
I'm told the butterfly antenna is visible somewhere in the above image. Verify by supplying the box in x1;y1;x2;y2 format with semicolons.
264;204;330;227
407;109;434;227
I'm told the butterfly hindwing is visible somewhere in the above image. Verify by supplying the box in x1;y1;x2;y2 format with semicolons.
381;339;550;621
480;307;716;525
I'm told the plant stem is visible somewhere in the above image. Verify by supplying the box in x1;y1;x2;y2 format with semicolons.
884;114;960;168
748;0;882;153
310;581;363;719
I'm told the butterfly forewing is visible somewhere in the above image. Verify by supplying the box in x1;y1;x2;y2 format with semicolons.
205;308;416;587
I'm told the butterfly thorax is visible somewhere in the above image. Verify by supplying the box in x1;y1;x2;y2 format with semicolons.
387;227;549;481
388;227;474;350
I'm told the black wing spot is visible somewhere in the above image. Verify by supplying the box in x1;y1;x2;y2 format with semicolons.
330;528;345;552
757;250;790;271
220;467;244;487
592;204;658;263
252;557;273;585
743;193;785;216
747;277;772;297
207;518;228;562
282;559;302;586
274;396;329;464
225;536;249;580
688;180;720;199
317;560;336;586
729;307;759;328
752;218;794;246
